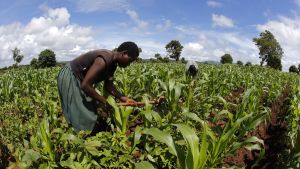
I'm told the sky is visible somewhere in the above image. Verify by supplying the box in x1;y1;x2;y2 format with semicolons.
0;0;300;71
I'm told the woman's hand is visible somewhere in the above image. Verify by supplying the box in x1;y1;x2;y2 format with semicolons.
126;98;137;104
120;96;137;105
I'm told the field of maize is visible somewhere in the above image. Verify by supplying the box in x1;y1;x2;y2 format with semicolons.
0;62;300;169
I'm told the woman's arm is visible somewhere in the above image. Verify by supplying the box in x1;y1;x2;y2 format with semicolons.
81;57;107;104
104;78;128;102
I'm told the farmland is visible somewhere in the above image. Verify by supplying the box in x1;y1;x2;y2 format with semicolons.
1;62;300;168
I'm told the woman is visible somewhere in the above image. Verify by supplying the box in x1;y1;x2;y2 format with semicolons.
57;41;139;132
186;60;198;77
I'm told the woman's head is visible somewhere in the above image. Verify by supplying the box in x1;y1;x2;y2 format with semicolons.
117;41;139;58
116;41;139;67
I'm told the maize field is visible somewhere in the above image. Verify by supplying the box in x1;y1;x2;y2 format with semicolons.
1;62;300;168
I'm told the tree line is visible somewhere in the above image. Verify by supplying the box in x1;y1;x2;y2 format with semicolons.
6;29;298;73
9;48;56;69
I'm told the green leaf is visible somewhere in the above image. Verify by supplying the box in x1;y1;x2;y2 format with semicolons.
107;96;122;129
38;164;49;169
22;149;41;165
61;133;81;144
84;140;102;156
199;123;208;169
120;106;134;132
182;112;203;124
133;126;142;148
182;112;216;140
135;161;155;169
143;128;177;156
60;158;77;169
174;124;200;169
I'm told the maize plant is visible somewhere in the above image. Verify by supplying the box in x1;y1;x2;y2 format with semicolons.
143;123;208;169
1;62;300;169
107;96;136;133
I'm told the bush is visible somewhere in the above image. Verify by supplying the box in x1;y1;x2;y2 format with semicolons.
245;62;252;66
289;65;298;74
30;58;39;68
220;54;233;64
181;57;187;64
237;60;243;65
38;49;56;68
162;57;170;63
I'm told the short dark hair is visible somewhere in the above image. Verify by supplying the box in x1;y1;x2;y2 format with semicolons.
117;41;139;58
187;65;198;77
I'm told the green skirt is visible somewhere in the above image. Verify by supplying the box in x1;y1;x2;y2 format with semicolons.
57;63;98;132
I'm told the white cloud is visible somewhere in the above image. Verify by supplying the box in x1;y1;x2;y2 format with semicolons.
126;10;149;31
207;0;222;8
256;16;300;70
137;40;166;59
175;26;259;64
0;7;98;67
212;14;235;28
77;0;129;13
156;19;172;31
25;8;70;33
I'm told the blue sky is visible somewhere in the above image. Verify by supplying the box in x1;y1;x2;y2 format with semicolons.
0;0;300;71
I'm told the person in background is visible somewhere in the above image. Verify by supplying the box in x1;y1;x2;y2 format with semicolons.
185;60;198;77
57;41;139;133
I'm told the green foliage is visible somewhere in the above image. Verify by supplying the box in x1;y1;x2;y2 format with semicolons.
165;40;183;61
162;56;170;63
159;77;183;122
1;63;300;168
245;61;252;66
12;47;24;65
135;161;155;169
107;96;135;133
143;123;208;169
220;53;233;64
181;57;187;64
289;65;298;74
267;55;282;70
154;53;162;61
237;60;243;65
253;30;283;70
30;58;39;68
38;49;56;68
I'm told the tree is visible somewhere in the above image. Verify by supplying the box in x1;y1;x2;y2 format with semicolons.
154;53;162;61
245;62;252;66
267;55;282;70
253;30;283;70
165;40;183;61
30;58;39;68
289;65;298;74
181;57;187;64
12;47;24;66
38;49;56;68
220;53;233;64
237;60;243;65
162;57;170;63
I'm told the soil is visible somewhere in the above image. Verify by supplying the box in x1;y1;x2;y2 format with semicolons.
251;86;291;169
0;141;12;169
220;86;292;168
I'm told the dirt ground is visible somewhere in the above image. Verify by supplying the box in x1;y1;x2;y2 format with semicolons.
221;87;292;168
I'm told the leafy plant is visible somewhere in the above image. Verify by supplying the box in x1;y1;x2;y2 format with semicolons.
107;96;135;133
